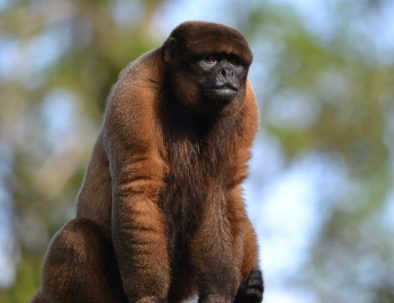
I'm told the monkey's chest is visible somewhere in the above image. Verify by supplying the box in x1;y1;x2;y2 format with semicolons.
158;152;227;253
158;126;232;251
159;170;209;235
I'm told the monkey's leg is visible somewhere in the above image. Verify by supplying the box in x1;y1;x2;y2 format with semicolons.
31;218;127;303
234;220;264;303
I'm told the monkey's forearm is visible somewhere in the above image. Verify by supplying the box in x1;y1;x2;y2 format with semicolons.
112;190;170;301
190;217;243;299
110;156;170;301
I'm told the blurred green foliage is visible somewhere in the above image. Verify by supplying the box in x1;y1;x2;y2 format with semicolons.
0;0;393;302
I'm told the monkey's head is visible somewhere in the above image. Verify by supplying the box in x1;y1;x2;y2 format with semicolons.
162;21;253;115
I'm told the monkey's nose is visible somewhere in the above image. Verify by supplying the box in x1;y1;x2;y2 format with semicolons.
220;67;234;79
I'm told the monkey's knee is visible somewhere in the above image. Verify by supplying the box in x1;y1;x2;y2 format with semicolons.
38;218;123;303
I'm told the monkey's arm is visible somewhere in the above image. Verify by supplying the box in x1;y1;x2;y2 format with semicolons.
103;81;170;301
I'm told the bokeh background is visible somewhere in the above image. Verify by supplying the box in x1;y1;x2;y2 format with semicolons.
1;0;394;302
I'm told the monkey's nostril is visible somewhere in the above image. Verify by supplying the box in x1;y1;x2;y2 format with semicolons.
221;68;233;78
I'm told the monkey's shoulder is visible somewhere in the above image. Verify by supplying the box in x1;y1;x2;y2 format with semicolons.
102;49;165;149
117;48;163;89
104;49;163;117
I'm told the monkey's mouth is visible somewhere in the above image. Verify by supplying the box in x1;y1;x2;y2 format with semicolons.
204;84;238;102
207;84;238;91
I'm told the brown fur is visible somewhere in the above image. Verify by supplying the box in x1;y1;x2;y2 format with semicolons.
32;21;263;303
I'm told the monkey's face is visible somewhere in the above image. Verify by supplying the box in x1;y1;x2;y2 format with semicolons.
195;54;248;106
162;21;252;115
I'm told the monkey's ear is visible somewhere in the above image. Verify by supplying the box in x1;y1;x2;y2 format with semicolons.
163;37;178;63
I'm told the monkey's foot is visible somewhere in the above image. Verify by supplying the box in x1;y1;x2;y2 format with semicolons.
246;269;264;302
234;269;264;303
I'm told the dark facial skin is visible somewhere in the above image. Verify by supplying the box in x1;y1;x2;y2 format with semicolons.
196;54;247;105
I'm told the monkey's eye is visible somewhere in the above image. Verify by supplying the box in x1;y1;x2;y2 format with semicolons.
229;57;241;66
203;56;217;66
197;55;218;70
